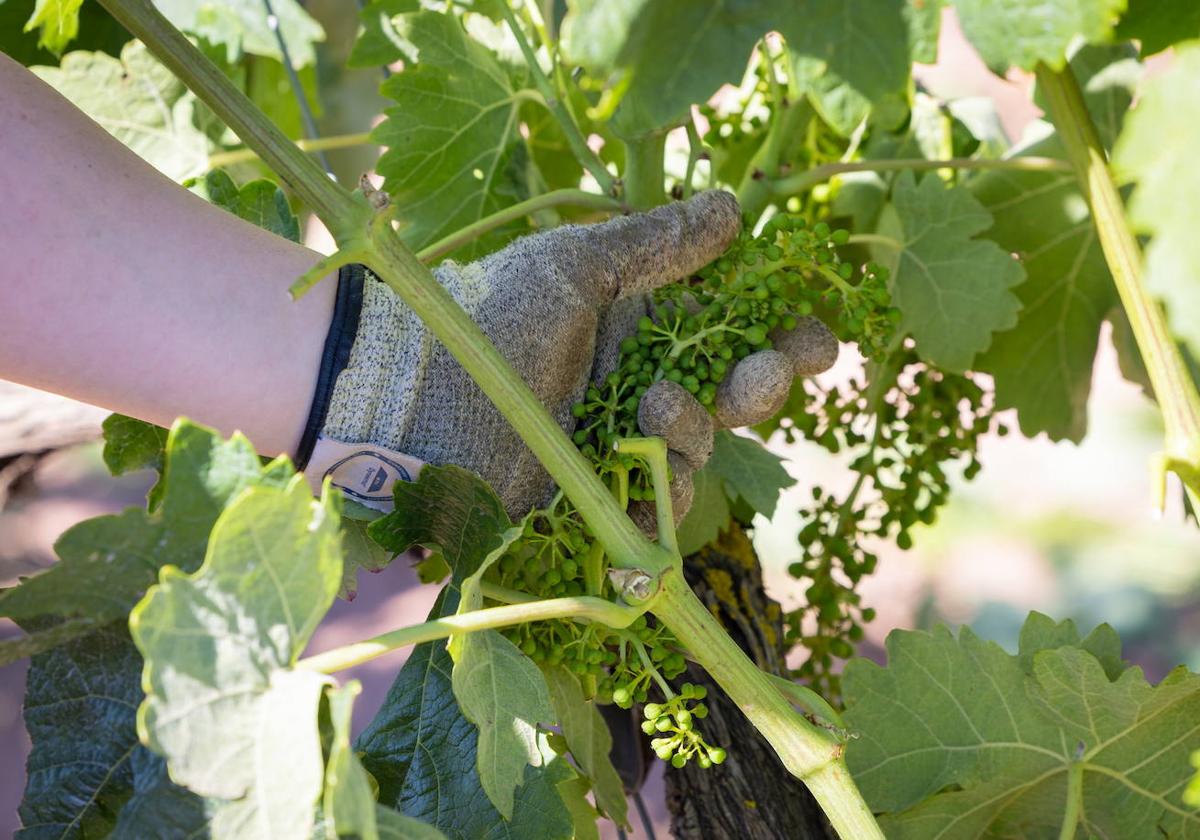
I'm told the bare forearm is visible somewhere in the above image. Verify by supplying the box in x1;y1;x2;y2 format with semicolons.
0;51;334;458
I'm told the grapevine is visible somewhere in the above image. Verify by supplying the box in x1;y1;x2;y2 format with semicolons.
488;211;899;764
772;346;1001;697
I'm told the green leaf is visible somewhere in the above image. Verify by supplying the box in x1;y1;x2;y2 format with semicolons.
707;430;793;519
843;613;1200;838
324;681;379;840
608;1;772;135
1114;42;1200;362
952;0;1125;73
22;0;83;55
16;623;209;840
376;804;451;840
675;465;731;556
1115;0;1200;56
357;592;574;839
543;667;628;827
905;0;943;63
0;421;276;639
349;0;419;68
781;0;910;136
367;465;523;617
31;41;216;181
973;45;1138;440
154;0;325;66
453;630;554;819
339;516;396;601
131;478;342;839
886;170;1025;372
12;423;292;835
559;0;649;75
555;776;601;840
0;0;127;65
188;169;302;242
101;414;168;479
2;422;269;606
371;9;530;255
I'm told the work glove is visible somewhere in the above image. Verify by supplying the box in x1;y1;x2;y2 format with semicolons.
299;191;838;525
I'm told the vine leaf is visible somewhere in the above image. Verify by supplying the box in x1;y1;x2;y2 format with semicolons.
100;414;168;511
904;0;943;63
708;430;794;519
675;466;731;556
154;0;325;67
371;9;529;255
543;666;629;827
0;421;280;656
187;169;302;242
1115;0;1200;57
952;0;1124;73
323;681;380;840
368;464;521;613
21;0;82;54
357;591;574;839
376;805;452;840
973;45;1139;441
843;612;1200;838
781;0;910;136
130;478;342;840
563;0;910;136
1114;43;1200;362
367;467;566;825
349;0;418;68
31;41;218;181
885;170;1025;372
452;630;555;819
556;776;601;840
15;623;211;840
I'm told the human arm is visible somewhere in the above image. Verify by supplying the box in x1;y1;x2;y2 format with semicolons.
0;50;335;458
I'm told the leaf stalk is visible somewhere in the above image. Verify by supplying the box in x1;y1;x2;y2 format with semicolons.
297;595;642;673
1035;63;1200;509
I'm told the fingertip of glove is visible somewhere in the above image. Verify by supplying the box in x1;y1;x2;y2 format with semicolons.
772;315;839;376
637;380;714;470
714;349;794;429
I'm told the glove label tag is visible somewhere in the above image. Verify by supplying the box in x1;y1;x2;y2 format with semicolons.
303;437;424;512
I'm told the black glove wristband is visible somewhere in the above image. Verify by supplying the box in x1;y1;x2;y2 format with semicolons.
294;263;366;470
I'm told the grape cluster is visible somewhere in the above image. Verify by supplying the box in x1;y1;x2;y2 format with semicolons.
570;214;900;502
487;211;900;764
642;685;726;769
774;345;1000;698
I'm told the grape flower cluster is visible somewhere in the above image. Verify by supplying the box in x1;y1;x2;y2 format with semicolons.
487;211;900;764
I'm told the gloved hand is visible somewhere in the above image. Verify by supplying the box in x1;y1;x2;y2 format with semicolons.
301;191;838;523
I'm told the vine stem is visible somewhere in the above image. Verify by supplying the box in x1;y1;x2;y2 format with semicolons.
1035;63;1200;509
652;571;884;840
622;132;668;209
97;0;658;575
296;595;642;673
772;155;1072;196
497;3;617;196
101;3;886;834
1058;761;1083;840
207;131;374;169
417;189;624;262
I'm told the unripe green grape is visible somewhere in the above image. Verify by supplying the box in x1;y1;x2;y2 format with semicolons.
671;753;688;768
744;324;767;345
708;747;727;765
644;703;663;719
656;745;676;761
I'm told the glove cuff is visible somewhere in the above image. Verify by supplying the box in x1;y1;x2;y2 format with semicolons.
295;262;366;469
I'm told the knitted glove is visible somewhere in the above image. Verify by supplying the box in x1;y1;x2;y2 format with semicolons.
299;191;837;521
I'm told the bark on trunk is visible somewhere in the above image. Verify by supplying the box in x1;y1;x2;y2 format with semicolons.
664;523;836;840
